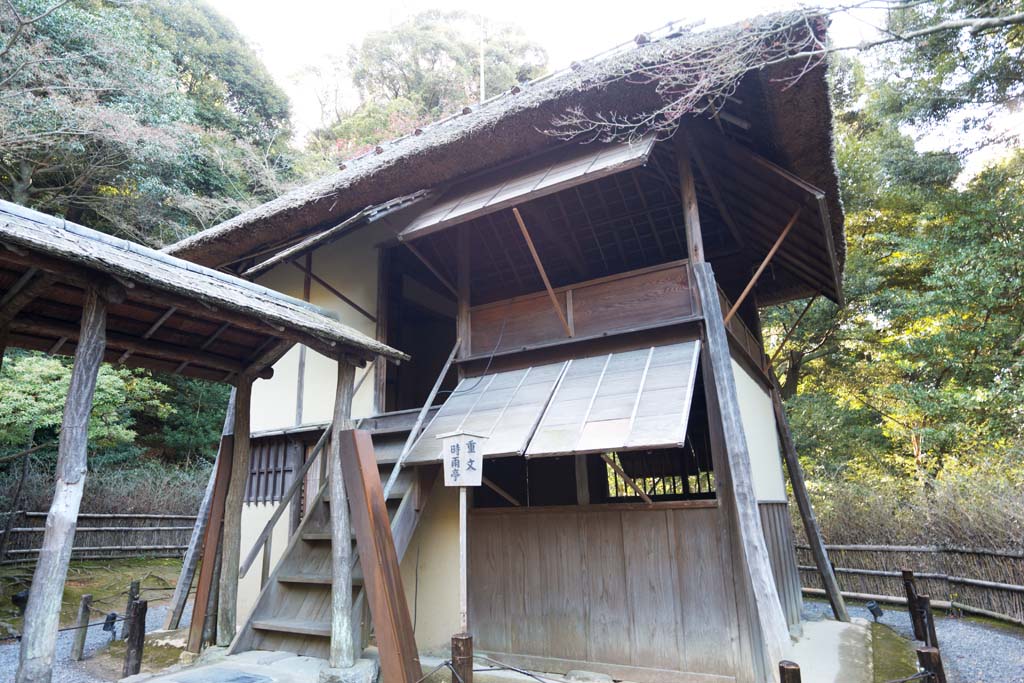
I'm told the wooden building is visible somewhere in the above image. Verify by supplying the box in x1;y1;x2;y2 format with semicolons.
157;12;849;683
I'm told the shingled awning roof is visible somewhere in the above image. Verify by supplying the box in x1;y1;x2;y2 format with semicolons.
164;10;845;291
0;200;406;382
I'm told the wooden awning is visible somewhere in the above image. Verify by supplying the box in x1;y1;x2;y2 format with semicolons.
0;201;406;382
397;135;656;242
402;341;701;463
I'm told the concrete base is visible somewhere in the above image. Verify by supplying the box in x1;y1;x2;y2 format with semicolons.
319;659;379;683
785;617;873;683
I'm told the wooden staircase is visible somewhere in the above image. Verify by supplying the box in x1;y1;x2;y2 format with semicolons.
229;455;437;659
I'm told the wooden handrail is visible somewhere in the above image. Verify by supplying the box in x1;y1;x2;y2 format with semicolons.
381;337;460;501
239;424;331;577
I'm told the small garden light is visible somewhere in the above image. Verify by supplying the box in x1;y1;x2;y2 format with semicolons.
866;600;884;621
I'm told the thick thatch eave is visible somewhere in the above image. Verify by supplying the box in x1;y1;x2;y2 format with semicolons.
165;11;845;297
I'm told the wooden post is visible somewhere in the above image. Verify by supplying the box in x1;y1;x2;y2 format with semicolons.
16;287;108;683
916;646;947;683
71;594;93;662
674;131;704;263
217;376;252;645
770;373;849;622
122;580;140;640
902;570;926;640
919;594;939;648
164;392;236;630
202;541;223;648
457;227;471;364
260;535;272;589
287;440;304;534
122;599;148;677
329;360;357;668
451;632;473;683
692;263;791;673
778;661;801;683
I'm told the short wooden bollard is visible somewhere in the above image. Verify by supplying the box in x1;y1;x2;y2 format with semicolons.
71;594;92;661
779;660;801;683
123;599;148;677
916;646;946;683
901;569;926;640
451;632;473;683
122;580;140;640
919;594;940;649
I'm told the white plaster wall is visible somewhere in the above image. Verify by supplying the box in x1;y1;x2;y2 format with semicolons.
731;359;787;501
399;484;460;653
236;502;293;624
250;225;385;433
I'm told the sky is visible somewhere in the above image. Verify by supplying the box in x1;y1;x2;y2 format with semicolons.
207;0;880;138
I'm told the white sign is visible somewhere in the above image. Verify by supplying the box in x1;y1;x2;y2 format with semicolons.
439;431;485;487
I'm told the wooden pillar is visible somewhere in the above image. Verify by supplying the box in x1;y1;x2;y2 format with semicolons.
187;396;234;653
778;661;801;683
217;377;252;646
769;374;849;622
451;632;473;683
674;131;705;263
329;360;358;668
916;646;947;683
70;594;92;661
16;288;108;683
122;599;147;677
164;392;235;631
693;263;790;675
456;227;471;366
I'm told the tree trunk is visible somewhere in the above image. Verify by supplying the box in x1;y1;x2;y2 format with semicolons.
15;289;107;683
217;377;252;646
781;350;804;399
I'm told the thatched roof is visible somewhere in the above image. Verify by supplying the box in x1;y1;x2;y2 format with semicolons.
166;10;844;283
0;200;407;379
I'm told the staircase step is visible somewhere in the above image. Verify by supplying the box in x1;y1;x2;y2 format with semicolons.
252;617;330;637
277;573;363;586
324;470;413;502
301;529;356;542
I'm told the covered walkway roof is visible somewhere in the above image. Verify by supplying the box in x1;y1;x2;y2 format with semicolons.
0;200;406;382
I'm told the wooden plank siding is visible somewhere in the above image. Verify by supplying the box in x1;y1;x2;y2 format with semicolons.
467;262;696;358
759;502;803;631
469;503;747;683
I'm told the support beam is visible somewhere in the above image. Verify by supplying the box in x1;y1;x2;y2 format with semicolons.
291;261;377;323
769;373;849;622
574;455;590;505
164;392;236;631
600;453;653;504
329;360;358;668
724;208;801;325
684;130;744;249
15;288;108;683
217;378;252;646
512;207;572;338
674;132;704;263
456;228;471;362
404;241;458;298
692;262;791;676
482;476;522;507
118;306;176;364
186;394;235;652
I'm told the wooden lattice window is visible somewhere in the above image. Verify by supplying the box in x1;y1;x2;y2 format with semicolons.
603;448;715;502
245;437;301;504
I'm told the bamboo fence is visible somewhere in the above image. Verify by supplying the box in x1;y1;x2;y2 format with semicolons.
795;543;1024;626
0;512;196;564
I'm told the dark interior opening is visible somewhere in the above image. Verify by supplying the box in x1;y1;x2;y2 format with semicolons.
381;246;458;412
474;365;716;509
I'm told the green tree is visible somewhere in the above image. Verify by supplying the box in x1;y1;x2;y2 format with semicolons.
308;11;546;164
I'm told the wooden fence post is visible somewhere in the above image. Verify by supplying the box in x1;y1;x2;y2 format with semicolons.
901;569;926;640
122;580;140;640
71;594;92;661
919;594;940;649
123;599;148;677
778;660;801;683
916;646;947;683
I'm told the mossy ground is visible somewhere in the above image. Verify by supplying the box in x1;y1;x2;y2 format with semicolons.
872;622;918;683
0;557;182;636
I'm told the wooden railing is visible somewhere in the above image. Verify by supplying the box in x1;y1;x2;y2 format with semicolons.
795;543;1024;627
717;286;767;372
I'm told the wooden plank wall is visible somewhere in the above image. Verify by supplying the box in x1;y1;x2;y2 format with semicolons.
468;262;695;357
469;504;748;683
759;502;803;630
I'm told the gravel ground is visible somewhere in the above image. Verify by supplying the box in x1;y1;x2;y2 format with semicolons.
0;602;192;683
804;599;1024;683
